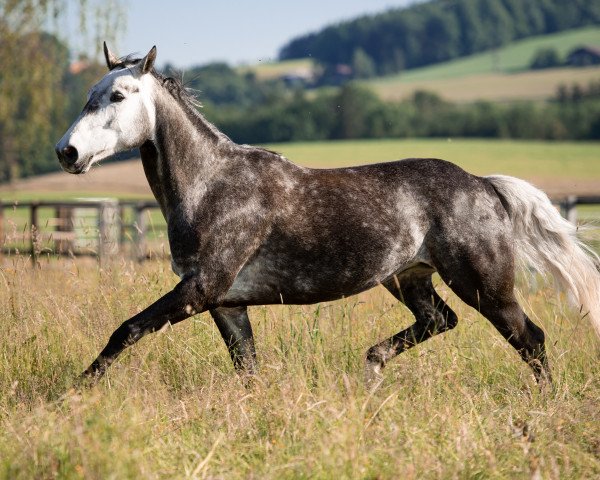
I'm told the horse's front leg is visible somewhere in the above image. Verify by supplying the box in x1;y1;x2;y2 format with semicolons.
210;306;256;374
82;276;207;381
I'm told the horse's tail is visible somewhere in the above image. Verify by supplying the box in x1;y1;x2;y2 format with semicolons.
485;174;600;337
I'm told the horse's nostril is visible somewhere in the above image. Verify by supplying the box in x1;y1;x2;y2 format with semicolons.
61;145;78;164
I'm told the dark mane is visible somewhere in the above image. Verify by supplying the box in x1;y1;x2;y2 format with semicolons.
114;55;231;144
112;55;202;109
111;54;142;71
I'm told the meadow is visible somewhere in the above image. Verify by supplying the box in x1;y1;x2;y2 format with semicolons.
365;25;600;103
1;138;599;478
244;27;600;103
0;256;599;478
365;27;600;102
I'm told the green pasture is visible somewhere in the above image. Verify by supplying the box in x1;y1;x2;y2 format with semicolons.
267;138;600;181
1;139;599;257
366;26;600;85
0;139;599;478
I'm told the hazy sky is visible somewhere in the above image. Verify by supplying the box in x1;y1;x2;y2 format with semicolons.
115;0;418;68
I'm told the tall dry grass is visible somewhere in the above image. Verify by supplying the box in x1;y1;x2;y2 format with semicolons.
0;256;598;479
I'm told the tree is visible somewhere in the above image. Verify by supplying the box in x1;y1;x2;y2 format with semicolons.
331;83;381;139
530;47;561;69
351;48;376;79
0;0;125;181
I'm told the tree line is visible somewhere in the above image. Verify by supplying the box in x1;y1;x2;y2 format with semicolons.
2;1;599;182
206;82;600;144
279;0;600;76
0;0;125;182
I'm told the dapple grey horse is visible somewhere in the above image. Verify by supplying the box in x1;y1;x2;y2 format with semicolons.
56;44;600;386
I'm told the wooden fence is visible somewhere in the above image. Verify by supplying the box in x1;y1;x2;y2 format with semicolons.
0;199;164;264
0;195;598;263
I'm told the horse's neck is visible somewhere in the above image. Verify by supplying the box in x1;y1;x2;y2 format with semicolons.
141;93;229;215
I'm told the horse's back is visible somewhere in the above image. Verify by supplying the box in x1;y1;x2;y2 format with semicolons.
224;157;510;306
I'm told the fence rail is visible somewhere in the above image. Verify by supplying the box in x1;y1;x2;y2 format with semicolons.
0;195;599;263
0;199;165;264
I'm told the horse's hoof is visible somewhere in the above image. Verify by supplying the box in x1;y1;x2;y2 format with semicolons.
75;369;102;389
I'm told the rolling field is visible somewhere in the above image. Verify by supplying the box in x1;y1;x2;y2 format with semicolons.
365;27;600;102
0;138;600;478
1;139;599;258
371;27;600;83
242;27;600;103
2;139;600;199
0;253;599;478
245;27;600;83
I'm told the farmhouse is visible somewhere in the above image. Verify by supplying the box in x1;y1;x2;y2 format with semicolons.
566;45;600;66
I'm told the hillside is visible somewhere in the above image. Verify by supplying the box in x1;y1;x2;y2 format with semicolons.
365;27;600;102
244;27;600;103
373;27;600;83
279;0;600;76
2;140;599;199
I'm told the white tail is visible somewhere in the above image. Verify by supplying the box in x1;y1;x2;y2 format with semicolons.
486;175;600;337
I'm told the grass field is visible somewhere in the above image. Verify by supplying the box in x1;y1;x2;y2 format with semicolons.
0;256;599;478
365;26;600;102
1;139;599;259
368;66;600;103
373;27;600;84
0;139;599;477
2;139;600;200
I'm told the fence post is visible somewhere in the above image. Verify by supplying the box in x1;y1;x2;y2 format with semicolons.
119;204;126;247
55;205;74;254
30;202;39;266
134;204;147;262
0;201;4;256
564;195;578;224
98;199;120;265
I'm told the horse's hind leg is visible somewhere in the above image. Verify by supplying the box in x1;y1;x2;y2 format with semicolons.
365;270;458;385
432;246;551;384
210;306;257;374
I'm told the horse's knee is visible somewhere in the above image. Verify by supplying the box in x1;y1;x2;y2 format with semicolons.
175;275;226;313
416;304;458;335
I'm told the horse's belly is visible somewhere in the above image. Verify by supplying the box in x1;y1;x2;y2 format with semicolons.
222;242;423;306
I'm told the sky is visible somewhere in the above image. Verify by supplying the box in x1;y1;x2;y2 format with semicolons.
114;0;418;68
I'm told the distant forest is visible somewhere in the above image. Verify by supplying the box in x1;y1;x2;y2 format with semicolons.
2;0;600;182
280;0;600;74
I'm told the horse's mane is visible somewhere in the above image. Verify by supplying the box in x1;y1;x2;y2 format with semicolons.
112;55;201;108
112;54;229;144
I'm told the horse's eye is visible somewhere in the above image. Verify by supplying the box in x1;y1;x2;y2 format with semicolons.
110;91;125;102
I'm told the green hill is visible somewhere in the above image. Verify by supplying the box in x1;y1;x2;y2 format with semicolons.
361;26;600;103
279;0;600;76
370;26;600;84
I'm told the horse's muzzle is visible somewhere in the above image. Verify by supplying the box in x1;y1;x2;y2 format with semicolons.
56;145;78;164
55;145;84;173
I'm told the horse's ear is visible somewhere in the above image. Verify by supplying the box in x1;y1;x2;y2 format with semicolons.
103;41;119;70
140;46;157;74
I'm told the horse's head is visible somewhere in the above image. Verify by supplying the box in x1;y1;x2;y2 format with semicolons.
56;43;158;174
